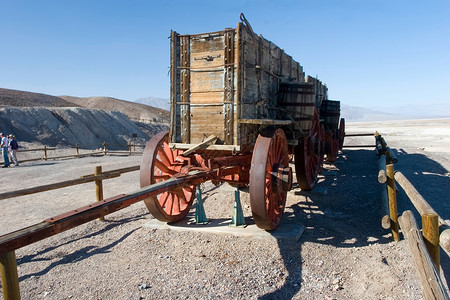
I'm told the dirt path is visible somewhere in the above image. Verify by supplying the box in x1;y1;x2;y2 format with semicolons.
1;119;449;299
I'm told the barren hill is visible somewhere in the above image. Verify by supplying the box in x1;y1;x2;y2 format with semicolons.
60;95;169;124
0;88;169;147
0;88;80;107
0;107;169;148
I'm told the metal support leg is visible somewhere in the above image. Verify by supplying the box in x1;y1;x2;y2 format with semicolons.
195;186;209;224
230;187;246;227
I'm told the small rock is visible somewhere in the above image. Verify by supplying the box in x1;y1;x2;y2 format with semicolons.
139;283;149;290
332;284;341;291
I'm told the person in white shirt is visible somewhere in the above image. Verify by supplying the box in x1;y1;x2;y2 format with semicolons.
0;133;10;168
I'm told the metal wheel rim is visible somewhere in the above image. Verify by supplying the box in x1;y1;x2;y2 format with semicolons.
140;131;195;222
250;128;289;230
338;118;345;151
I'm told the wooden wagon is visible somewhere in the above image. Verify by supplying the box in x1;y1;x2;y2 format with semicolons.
140;14;345;230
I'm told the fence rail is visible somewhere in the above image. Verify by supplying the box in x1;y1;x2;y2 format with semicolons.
0;164;142;299
376;133;449;299
1;142;147;165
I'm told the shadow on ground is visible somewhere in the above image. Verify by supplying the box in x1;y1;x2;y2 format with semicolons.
13;213;147;283
260;147;449;298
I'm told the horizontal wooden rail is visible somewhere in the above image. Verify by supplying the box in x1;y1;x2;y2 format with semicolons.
394;172;442;221
344;133;374;137
18;147;56;153
0;169;210;255
0;165;140;201
342;144;376;148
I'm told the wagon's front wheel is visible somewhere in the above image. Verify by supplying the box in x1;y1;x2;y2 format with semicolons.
250;128;292;230
140;131;195;222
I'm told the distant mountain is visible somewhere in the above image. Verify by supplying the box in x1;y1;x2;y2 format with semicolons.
0;88;79;108
135;97;170;111
341;103;450;122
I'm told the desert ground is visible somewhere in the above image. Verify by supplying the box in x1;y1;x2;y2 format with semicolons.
1;118;449;299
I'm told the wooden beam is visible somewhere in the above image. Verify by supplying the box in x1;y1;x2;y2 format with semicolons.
394;172;439;218
0;172;121;201
378;154;387;183
398;211;449;300
181;135;218;156
0;170;211;255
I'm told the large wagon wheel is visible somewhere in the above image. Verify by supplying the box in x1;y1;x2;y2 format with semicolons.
295;108;321;190
250;128;291;230
338;118;345;150
140;131;195;222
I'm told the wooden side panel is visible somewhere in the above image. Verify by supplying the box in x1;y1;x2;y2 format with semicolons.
170;23;311;149
170;31;238;145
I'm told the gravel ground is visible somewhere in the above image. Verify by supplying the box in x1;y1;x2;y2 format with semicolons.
1;119;450;299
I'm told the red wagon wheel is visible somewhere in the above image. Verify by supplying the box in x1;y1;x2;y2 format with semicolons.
250;128;291;230
140;131;195;222
326;129;339;162
295;108;321;191
338;118;345;151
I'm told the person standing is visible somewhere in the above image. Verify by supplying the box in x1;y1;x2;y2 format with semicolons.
8;134;19;166
0;133;10;168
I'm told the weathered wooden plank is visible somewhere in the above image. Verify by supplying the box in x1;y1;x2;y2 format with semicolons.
398;211;449;300
190;106;225;143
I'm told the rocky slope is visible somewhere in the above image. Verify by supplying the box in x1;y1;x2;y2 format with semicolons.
0;107;168;148
0;88;169;148
60;95;169;125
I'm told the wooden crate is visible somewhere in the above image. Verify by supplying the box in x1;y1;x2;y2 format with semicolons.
168;19;328;152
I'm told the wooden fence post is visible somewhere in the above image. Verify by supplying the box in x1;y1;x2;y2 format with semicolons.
423;213;440;273
75;143;79;158
103;142;107;155
128;143;132;155
95;166;105;221
386;164;399;242
44;146;48;160
0;251;21;300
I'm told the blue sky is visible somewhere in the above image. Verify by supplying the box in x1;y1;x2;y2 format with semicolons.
1;0;449;110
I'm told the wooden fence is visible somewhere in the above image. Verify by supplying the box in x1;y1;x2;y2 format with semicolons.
1;142;146;165
376;132;449;300
0;164;141;299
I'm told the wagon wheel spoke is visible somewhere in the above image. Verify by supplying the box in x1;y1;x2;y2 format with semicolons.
140;131;195;222
250;128;290;230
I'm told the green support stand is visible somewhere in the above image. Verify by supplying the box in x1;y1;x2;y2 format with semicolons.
195;186;209;225
230;187;246;227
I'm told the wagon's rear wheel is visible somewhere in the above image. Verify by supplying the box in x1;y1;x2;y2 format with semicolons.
338;118;345;151
250;128;292;231
140;131;195;222
326;129;339;162
295;108;321;190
